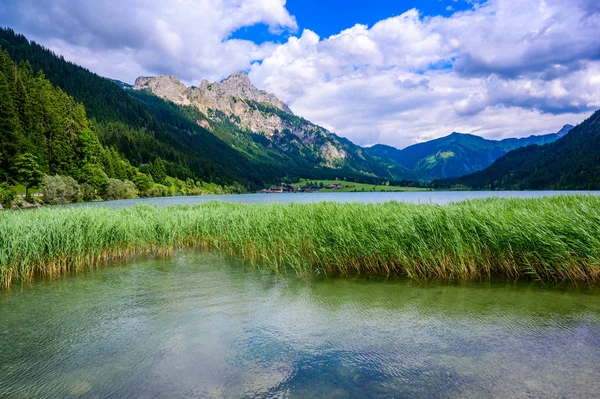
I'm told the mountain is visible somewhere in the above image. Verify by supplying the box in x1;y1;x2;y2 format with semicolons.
0;28;412;188
133;74;415;180
0;47;140;196
435;110;600;190
0;28;257;186
366;125;573;180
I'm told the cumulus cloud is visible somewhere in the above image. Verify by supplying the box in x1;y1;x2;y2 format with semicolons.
249;0;600;147
2;0;599;148
1;0;297;83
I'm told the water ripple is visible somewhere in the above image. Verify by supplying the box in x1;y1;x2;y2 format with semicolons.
1;252;599;398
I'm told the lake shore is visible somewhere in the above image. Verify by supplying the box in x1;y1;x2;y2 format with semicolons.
1;195;600;288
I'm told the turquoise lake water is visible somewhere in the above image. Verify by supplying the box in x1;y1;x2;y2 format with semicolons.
1;251;599;398
66;190;600;208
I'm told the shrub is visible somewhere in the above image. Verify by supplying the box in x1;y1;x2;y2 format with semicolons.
140;185;171;198
105;179;137;200
73;164;109;196
42;175;81;205
0;183;15;208
80;183;97;202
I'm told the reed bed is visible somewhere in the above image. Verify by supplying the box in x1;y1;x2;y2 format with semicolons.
1;196;600;287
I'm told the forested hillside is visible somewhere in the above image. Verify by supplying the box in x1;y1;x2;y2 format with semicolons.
435;110;600;190
0;28;257;187
0;28;412;188
366;126;572;180
0;46;247;206
0;48;131;192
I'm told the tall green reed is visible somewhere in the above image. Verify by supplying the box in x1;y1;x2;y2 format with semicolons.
1;195;599;288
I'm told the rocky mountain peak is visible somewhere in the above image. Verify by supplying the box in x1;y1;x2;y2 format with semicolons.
214;71;293;114
134;71;293;116
134;75;190;105
129;71;350;165
557;124;574;137
221;71;252;85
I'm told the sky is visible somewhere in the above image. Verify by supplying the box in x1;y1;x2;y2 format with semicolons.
2;0;600;149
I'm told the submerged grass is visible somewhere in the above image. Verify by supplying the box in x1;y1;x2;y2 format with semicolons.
1;196;600;287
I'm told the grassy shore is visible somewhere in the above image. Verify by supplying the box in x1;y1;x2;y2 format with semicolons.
1;196;600;287
293;179;428;192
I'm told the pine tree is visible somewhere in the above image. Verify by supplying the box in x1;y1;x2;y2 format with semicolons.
0;66;21;173
0;48;134;191
149;157;167;184
13;152;43;199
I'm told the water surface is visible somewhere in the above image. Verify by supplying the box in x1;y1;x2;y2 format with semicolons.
1;252;599;398
67;190;600;208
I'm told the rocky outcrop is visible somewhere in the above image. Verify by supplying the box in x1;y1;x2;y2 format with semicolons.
134;72;350;166
134;75;191;106
200;72;293;114
134;73;292;122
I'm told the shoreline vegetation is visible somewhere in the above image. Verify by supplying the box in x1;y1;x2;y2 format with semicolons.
1;195;600;288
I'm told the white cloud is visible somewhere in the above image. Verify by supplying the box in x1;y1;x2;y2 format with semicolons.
2;0;297;83
249;0;600;147
2;0;599;148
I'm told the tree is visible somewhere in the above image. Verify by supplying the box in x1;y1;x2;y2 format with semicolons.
73;163;109;195
149;157;167;185
132;173;154;192
0;63;22;171
13;152;43;199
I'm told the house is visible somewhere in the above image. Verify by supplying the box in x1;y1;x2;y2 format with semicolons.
329;183;343;189
268;186;288;193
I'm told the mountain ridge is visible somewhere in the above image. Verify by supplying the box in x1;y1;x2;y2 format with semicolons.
366;125;574;180
133;72;417;179
434;111;600;190
133;73;347;165
0;28;417;187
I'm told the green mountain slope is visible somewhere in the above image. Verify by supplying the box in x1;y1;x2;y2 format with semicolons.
132;74;416;181
366;125;572;180
0;47;137;193
435;110;600;190
0;28;256;186
0;28;412;187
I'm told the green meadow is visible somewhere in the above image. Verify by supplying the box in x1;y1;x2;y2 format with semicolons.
1;195;600;288
293;179;428;192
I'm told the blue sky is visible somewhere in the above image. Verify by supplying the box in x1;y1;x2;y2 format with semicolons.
1;0;599;148
232;0;473;43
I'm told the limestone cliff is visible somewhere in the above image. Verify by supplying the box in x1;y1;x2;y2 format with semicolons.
133;72;354;166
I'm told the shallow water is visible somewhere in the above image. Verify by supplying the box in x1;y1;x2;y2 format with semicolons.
1;252;599;398
66;190;600;208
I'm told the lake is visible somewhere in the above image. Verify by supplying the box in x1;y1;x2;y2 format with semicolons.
1;251;599;398
67;190;600;208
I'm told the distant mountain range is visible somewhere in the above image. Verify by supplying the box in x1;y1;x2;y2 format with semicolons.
366;125;573;180
436;110;600;190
